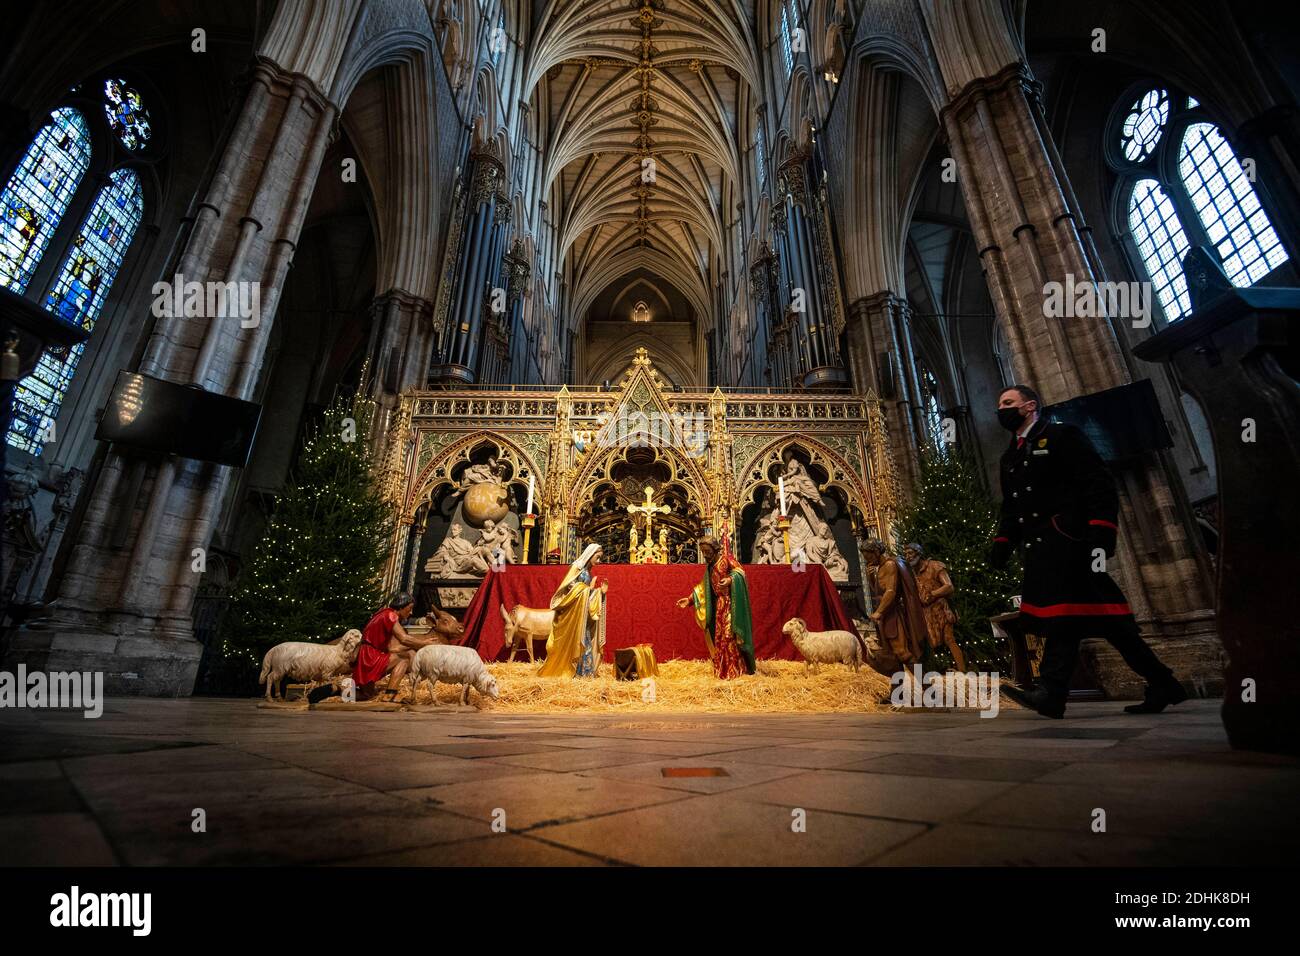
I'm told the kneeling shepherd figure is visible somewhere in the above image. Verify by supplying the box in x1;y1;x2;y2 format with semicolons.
353;591;437;702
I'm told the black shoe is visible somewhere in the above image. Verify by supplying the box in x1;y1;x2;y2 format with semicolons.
1123;679;1188;714
1001;682;1066;719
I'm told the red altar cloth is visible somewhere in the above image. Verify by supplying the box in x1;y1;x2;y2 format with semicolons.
458;564;854;663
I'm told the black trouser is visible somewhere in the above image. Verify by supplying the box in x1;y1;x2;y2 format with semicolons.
1038;622;1175;701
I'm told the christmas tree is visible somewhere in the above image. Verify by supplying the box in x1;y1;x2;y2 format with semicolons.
217;392;394;684
894;444;1020;671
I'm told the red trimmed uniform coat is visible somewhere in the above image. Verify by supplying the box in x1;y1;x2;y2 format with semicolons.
991;417;1136;637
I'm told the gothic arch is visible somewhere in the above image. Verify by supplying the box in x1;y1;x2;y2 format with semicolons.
584;333;696;389
334;30;444;301
565;432;714;523
734;434;873;531
404;430;546;521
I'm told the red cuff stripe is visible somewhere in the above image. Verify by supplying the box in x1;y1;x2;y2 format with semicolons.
1089;520;1117;530
1020;601;1132;617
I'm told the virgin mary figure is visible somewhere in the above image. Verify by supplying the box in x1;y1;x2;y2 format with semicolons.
537;543;608;678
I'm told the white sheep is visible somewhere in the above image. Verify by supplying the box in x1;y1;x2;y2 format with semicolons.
781;617;865;673
409;644;500;707
260;630;362;701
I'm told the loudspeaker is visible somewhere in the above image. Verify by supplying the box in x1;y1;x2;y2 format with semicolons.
384;346;402;394
877;352;897;399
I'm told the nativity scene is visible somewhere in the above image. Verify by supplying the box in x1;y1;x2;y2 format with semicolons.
4;0;1283;876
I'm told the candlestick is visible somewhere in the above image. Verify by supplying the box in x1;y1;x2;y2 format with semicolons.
778;475;787;516
525;474;534;514
777;513;792;564
521;513;536;565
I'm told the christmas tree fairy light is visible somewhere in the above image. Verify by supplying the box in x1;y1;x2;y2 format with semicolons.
895;443;1020;672
216;392;396;682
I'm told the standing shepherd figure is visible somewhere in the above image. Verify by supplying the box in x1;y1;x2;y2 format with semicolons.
677;534;756;679
990;384;1187;718
905;543;969;672
859;538;929;670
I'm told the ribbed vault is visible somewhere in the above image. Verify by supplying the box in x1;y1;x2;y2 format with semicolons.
526;0;758;331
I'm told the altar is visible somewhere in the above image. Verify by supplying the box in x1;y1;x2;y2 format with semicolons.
378;349;903;629
461;563;853;663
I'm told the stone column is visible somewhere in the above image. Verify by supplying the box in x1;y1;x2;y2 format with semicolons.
844;291;923;494
7;62;338;695
938;51;1218;684
366;288;434;444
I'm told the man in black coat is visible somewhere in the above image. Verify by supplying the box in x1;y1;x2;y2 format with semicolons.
990;384;1187;718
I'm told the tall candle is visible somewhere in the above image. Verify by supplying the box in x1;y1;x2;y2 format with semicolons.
526;474;535;514
778;475;787;516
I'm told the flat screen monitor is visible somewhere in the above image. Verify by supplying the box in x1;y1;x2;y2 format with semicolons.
1043;379;1173;462
95;371;262;467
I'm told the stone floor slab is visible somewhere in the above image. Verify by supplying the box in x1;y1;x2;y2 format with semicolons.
95;793;486;866
721;745;897;769
867;822;1271;866
392;769;688;830
728;769;1017;823
338;833;610;866
0;813;118;866
485;749;666;773
963;780;1300;843
843;752;1064;782
532;794;926;865
576;758;807;794
0;696;1293;866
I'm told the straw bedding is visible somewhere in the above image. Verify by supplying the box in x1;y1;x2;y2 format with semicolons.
394;659;896;714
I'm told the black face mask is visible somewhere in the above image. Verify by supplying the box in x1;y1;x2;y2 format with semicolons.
996;406;1026;432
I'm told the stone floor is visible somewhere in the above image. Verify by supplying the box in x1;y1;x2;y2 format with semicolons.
1;697;1296;866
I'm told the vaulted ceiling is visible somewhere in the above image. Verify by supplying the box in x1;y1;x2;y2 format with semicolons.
526;0;759;325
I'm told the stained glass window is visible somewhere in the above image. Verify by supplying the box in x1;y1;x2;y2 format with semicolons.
755;127;766;185
1112;86;1290;325
490;10;506;65
1178;122;1289;286
919;366;946;451
779;3;794;74
103;78;152;151
1120;88;1169;163
0;108;91;293
7;168;144;454
1128;178;1192;321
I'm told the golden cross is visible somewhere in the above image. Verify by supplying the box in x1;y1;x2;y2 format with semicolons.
627;484;670;541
